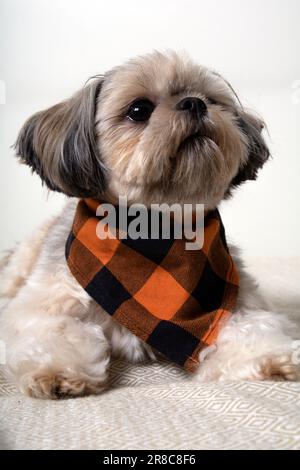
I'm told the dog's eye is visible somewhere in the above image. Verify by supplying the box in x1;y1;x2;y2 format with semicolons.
126;99;155;122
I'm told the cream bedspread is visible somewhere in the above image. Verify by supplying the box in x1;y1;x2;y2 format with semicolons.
1;257;300;450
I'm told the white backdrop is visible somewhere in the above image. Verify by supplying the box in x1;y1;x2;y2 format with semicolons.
0;0;299;258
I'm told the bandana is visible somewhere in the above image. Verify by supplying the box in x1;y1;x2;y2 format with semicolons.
66;198;239;372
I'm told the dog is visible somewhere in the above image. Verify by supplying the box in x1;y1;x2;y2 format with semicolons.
0;51;298;399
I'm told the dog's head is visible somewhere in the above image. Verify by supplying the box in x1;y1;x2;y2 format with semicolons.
15;51;270;208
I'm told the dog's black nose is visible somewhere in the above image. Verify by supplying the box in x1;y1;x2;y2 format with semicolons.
176;97;207;116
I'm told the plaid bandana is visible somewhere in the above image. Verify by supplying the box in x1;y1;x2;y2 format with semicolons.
66;198;239;372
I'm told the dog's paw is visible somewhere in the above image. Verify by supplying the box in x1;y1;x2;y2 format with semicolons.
20;370;107;399
256;353;299;381
194;349;299;383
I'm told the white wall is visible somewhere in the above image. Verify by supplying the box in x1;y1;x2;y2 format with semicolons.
1;0;299;257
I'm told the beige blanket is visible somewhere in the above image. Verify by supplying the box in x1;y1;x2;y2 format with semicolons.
1;257;300;450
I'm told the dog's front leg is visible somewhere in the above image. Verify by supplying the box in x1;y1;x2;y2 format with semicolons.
195;255;300;382
0;261;111;399
196;308;299;382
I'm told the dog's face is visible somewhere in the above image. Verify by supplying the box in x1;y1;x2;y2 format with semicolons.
16;51;269;208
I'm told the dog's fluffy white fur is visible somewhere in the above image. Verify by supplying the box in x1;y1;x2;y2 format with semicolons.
0;51;299;398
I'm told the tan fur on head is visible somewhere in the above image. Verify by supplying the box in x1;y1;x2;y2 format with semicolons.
15;50;269;209
97;51;251;207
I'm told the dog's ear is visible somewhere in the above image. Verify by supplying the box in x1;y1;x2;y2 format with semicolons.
231;111;270;187
15;78;106;198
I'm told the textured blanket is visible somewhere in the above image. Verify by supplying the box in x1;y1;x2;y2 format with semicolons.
0;257;300;450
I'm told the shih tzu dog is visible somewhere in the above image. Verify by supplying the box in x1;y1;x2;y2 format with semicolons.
0;51;299;399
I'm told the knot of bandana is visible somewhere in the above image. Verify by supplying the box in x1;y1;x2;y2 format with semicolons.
66;198;239;371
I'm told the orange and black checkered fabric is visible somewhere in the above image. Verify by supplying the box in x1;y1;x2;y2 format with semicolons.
66;199;239;372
